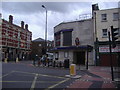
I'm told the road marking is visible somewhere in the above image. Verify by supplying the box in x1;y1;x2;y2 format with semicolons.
13;70;36;75
38;74;66;79
30;74;38;90
0;71;14;78
0;80;60;83
47;78;70;89
13;70;66;79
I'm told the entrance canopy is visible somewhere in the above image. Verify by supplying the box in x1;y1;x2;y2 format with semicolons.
51;45;93;52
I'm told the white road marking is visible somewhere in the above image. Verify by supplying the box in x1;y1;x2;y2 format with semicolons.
0;71;14;78
30;74;38;90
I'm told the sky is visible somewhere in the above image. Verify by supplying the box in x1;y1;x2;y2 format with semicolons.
1;0;120;41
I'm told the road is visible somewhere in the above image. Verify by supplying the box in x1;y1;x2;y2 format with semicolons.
2;61;85;89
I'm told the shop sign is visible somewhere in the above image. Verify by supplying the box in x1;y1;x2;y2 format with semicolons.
99;46;120;52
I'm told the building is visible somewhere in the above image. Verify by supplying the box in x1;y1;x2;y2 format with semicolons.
52;18;94;66
0;15;32;61
93;6;120;66
31;37;53;59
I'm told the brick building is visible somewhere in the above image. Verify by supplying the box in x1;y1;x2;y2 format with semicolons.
31;38;53;59
0;15;32;61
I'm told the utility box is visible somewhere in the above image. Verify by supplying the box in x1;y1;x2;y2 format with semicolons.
70;64;76;76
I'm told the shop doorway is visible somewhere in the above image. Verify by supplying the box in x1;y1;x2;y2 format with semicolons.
74;51;85;65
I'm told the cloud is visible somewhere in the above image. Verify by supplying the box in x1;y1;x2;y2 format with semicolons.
1;2;119;41
2;2;91;14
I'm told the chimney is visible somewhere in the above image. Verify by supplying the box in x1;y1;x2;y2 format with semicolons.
25;24;28;30
21;21;24;29
9;15;13;24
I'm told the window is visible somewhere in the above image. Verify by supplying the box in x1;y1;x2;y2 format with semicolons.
55;52;59;60
113;13;119;20
39;44;41;46
101;14;107;21
63;31;72;46
102;29;108;37
55;32;61;46
64;51;69;58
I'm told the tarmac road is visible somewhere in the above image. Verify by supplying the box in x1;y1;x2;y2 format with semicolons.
1;61;84;89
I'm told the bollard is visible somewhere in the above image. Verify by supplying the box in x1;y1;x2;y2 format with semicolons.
65;64;81;79
53;61;56;67
70;64;76;76
59;61;62;68
16;57;19;63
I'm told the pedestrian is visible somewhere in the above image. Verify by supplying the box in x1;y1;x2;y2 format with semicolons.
38;56;41;67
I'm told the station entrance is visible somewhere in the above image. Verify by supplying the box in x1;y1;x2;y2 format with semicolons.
73;51;85;65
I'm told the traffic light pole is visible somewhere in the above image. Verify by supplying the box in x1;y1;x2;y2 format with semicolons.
108;31;114;81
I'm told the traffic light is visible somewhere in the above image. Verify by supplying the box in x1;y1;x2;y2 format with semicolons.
111;26;119;48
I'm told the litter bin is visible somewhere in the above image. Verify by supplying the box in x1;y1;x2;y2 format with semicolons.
64;59;69;68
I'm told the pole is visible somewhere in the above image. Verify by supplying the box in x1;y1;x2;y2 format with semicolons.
86;45;89;70
42;5;47;55
108;31;114;81
45;9;47;55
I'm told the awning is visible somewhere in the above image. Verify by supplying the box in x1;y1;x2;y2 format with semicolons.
50;45;93;52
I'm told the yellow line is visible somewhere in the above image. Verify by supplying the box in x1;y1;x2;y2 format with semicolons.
0;71;14;78
30;74;38;90
0;81;60;83
47;78;70;89
13;70;66;79
0;81;32;83
13;71;36;75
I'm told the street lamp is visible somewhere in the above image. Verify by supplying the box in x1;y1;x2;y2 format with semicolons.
42;5;47;55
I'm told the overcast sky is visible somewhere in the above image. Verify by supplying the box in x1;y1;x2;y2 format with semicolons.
1;0;119;41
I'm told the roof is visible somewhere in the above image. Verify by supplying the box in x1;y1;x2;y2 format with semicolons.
33;38;52;42
54;18;92;29
33;38;45;42
2;19;32;33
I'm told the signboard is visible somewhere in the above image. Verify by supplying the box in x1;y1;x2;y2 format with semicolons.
75;37;80;46
99;46;120;52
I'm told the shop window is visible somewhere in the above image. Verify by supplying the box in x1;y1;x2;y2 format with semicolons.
64;51;69;58
55;52;59;60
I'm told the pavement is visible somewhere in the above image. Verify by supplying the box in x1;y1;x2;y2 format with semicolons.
2;60;120;89
66;66;120;89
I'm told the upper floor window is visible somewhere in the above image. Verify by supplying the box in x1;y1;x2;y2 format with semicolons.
54;32;61;47
63;31;72;46
101;14;107;21
39;44;41;47
102;29;108;37
113;13;119;21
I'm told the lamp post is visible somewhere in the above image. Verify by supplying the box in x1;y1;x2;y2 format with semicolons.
42;5;47;55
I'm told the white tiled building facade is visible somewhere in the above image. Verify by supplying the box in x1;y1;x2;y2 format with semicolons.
53;19;94;66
